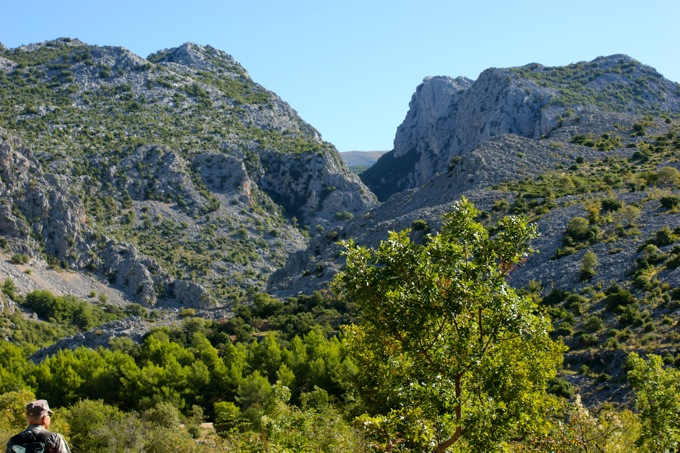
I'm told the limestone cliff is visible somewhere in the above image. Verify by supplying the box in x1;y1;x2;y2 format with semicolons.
0;128;212;307
0;38;377;306
362;55;680;201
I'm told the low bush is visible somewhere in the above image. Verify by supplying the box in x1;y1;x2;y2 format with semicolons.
10;254;30;265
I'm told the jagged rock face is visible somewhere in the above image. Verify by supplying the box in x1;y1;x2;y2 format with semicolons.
259;146;377;230
195;152;250;195
0;38;377;305
102;240;165;307
363;55;680;201
0;128;215;307
0;127;94;266
362;72;553;200
172;280;212;308
114;144;213;216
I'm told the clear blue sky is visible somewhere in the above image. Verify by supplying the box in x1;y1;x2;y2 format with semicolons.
2;0;679;152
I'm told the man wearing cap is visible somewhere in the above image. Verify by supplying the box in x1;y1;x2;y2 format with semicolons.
5;399;71;453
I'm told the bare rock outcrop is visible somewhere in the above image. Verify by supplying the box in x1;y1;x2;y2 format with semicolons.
362;55;680;201
258;145;378;230
0;127;96;267
0;128;213;307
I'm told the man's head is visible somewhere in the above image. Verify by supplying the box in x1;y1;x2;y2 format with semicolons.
26;400;53;427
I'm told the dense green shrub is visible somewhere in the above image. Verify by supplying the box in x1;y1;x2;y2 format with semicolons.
2;279;18;301
334;211;354;221
411;219;430;233
555;322;574;337
649;226;678;246
548;377;575;398
10;254;30;264
659;195;680;209
602;337;620;349
667;248;680;269
580;251;598;281
655;166;680;186
448;155;462;171
541;289;570;306
564;293;589;315
22;290;123;331
603;284;638;311
632;265;656;290
618;305;646;327
492;199;510;212
582;315;604;332
565;216;597;244
639;244;666;265
580;333;599;346
601;198;623;212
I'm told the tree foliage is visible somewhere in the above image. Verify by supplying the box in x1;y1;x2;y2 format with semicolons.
335;198;564;452
627;353;680;452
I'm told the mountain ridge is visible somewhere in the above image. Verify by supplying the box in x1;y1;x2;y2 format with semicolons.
361;55;680;201
1;42;679;408
0;37;376;306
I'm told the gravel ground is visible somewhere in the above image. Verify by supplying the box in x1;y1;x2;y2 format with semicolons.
0;251;129;306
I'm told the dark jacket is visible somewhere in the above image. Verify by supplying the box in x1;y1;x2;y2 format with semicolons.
6;424;71;453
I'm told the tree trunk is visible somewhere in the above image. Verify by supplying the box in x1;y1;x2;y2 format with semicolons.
435;427;462;453
434;374;463;453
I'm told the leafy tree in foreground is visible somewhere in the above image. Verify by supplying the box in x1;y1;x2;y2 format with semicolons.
627;352;680;452
335;198;564;452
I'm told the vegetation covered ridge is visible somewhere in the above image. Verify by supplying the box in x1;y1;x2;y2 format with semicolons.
0;38;375;305
510;54;680;114
2;199;680;451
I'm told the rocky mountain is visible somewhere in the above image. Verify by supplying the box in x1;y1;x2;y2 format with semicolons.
362;55;680;201
273;55;680;294
268;54;680;404
2;44;679;405
0;38;376;307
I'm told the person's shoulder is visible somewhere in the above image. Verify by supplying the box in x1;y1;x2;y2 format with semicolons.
27;427;60;445
52;432;71;453
7;427;52;448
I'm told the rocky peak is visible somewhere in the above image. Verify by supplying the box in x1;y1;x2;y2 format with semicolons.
88;45;149;72
362;69;552;200
393;76;473;157
15;37;85;52
590;53;637;66
362;55;680;201
0;38;377;307
148;42;248;77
